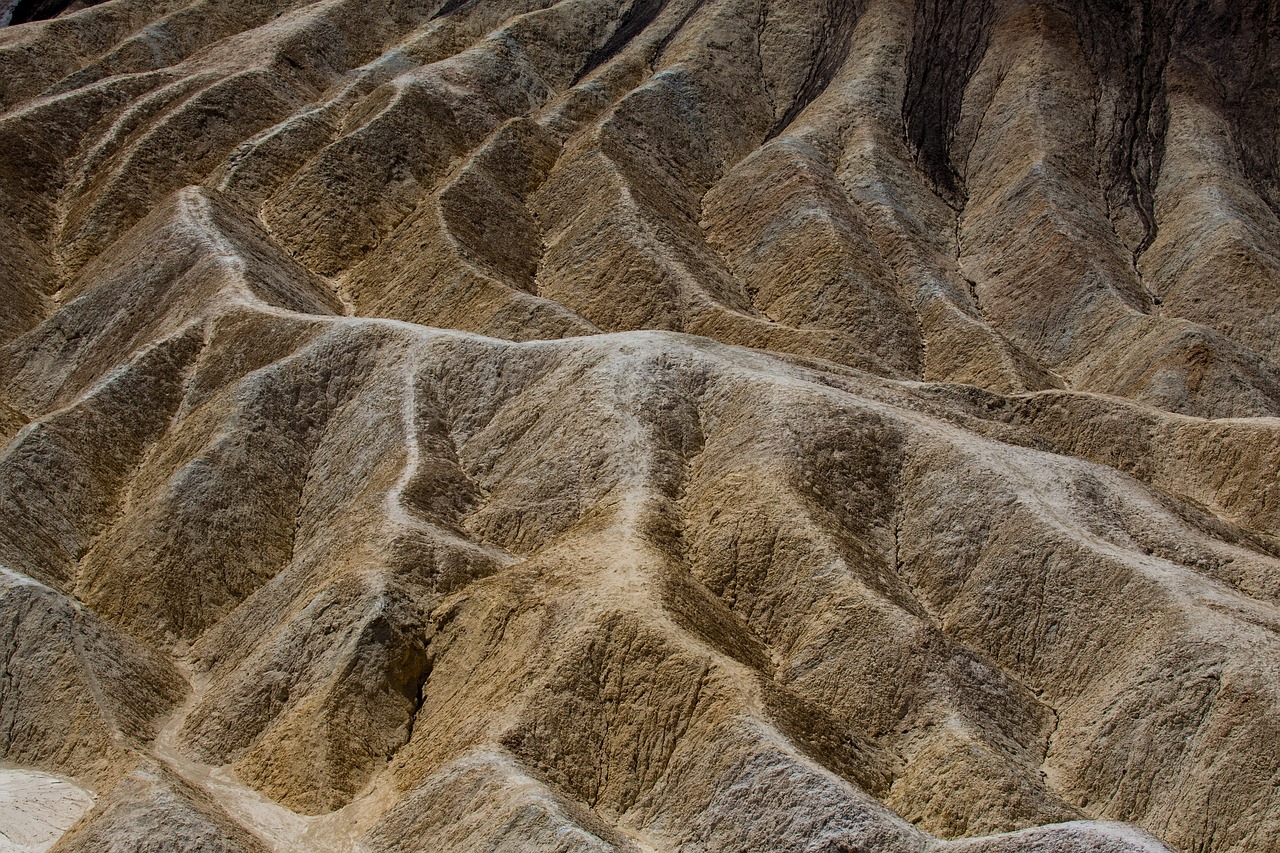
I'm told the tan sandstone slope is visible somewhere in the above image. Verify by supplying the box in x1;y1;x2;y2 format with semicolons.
1;0;1279;851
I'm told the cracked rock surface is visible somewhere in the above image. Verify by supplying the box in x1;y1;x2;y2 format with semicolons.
1;1;1278;851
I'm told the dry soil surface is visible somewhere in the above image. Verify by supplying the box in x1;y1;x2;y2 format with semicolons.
2;1;1279;851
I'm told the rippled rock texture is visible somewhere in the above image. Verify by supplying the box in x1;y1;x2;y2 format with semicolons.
1;1;1279;851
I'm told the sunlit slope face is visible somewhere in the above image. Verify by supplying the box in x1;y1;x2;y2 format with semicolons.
0;1;1278;852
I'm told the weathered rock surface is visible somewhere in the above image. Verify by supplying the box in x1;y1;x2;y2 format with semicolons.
1;0;1278;851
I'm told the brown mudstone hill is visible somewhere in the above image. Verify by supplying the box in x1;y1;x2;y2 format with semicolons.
1;1;1279;850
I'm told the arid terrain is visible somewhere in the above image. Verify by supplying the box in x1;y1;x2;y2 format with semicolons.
1;0;1279;850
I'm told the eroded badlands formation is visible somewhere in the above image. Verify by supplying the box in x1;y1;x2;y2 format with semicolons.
1;0;1278;850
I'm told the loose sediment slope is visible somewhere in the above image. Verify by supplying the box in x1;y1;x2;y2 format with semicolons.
1;1;1279;851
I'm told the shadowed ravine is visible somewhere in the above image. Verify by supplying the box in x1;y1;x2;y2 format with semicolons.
1;1;1279;851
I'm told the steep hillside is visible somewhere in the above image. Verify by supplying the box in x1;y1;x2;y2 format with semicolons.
1;1;1279;851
